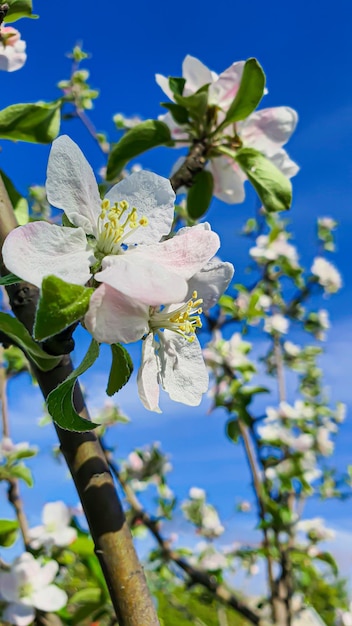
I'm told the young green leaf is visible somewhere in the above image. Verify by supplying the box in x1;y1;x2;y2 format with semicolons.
235;147;292;212
173;91;208;122
4;0;38;22
47;340;100;432
0;273;21;285
0;102;61;143
226;419;241;443
168;76;186;96
34;276;94;342
106;120;173;180
0;169;29;225
106;343;133;396
218;58;266;129
187;170;214;219
0;312;61;371
10;463;33;486
161;102;189;125
0;519;19;547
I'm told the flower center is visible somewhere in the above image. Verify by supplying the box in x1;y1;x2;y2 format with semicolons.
94;199;148;259
149;291;203;342
19;582;33;599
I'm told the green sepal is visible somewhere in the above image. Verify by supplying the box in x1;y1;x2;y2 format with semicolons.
161;102;189;125
34;276;94;342
0;273;21;285
235;147;292;212
0;102;61;144
173;91;208;122
226;419;241;443
168;77;186;96
0;169;29;225
0;311;61;371
187;170;213;219
0;519;18;547
106;120;173;180
4;0;38;22
218;58;266;129
106;343;133;397
47;340;100;432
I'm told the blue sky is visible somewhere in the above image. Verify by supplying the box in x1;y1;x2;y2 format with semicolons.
1;0;352;591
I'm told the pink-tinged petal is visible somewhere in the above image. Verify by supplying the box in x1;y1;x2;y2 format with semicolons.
270;148;299;178
130;223;220;280
2;222;93;287
0;571;20;602
209;61;245;109
182;55;215;95
159;113;189;144
2;603;34;626
137;334;161;412
32;585;67;612
43;501;70;528
240;106;298;156
159;332;208;405
35;560;58;588
187;259;235;312
46;135;101;235
85;283;149;343
96;254;188;306
155;73;174;101
210;158;246;204
105;170;175;244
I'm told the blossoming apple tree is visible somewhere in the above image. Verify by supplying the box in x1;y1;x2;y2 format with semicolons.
0;2;350;626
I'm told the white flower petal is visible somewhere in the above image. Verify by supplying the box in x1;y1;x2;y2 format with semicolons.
240;106;298;156
137;334;161;412
130;222;220;280
2;602;34;626
96;254;188;306
0;571;19;602
0;41;27;72
32;584;67;612
208;61;245;109
85;283;149;343
105;170;175;244
52;527;77;547
155;73;174;101
36;560;58;588
210;158;246;204
187;259;234;312
159;113;189;143
270;148;299;178
43;501;70;529
2;222;93;287
46;135;102;235
159;331;208;405
182;55;215;95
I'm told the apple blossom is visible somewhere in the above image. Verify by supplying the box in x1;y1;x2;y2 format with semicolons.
250;233;299;266
0;438;32;461
28;501;77;549
264;313;289;335
3;137;218;307
297;517;336;542
311;256;342;293
0;552;67;626
0;27;26;72
189;487;206;500
157;55;298;203
86;256;234;411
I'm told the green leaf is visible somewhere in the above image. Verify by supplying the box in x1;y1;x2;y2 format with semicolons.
47;340;100;432
4;0;38;22
315;552;338;576
106;343;133;396
10;463;33;486
0;519;19;547
0;170;29;225
70;535;94;557
0;273;21;285
161;102;189;125
0;102;61;144
0;311;61;371
174;91;208;122
187;170;213;219
226;419;241;443
34;276;94;342
106;120;173;180
220;58;266;127
70;588;102;605
235;147;292;212
168;77;186;96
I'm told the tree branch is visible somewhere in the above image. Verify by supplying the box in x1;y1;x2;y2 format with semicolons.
0;174;160;626
170;140;209;192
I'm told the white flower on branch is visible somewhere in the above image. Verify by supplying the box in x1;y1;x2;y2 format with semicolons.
28;501;77;550
264;313;289;335
0;27;26;72
311;257;342;293
0;553;67;626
